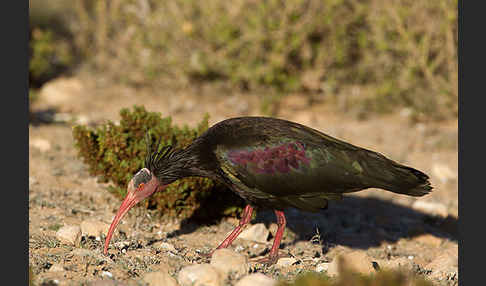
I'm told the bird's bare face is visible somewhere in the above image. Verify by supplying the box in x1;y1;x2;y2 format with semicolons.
103;168;162;255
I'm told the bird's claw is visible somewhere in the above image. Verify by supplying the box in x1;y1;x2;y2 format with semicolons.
251;251;291;266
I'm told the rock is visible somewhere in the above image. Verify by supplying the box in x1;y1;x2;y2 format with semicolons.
143;271;179;286
101;271;113;278
153;241;177;252
39;77;83;108
425;245;458;280
315;262;330;272
48;263;64;272
328;250;376;277
56;225;81;246
80;220;110;238
238;223;269;244
414;234;443;247
432;164;457;183
210;249;249;277
276;257;297;267
234;273;277;286
412;200;448;217
177;264;222;286
30;138;51;152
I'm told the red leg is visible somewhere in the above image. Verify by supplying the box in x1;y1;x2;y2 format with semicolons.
256;210;287;265
203;204;254;257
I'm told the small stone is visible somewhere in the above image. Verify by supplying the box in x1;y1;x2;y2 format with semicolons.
238;223;269;244
80;220;110;238
276;257;297;267
153;241;177;252
234;273;277;286
210;249;249;277
414;234;443;247
412;200;448;217
56;225;81;246
315;262;330;272
328;250;376;276
177;264;222;286
39;77;83;108
143;271;179;286
30;138;51;152
101;271;113;278
48;263;64;272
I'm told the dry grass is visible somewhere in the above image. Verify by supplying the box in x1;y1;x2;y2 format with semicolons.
30;0;457;120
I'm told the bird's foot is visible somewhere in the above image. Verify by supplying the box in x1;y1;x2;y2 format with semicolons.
251;251;291;266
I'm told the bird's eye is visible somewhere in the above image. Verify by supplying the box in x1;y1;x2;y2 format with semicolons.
137;183;145;190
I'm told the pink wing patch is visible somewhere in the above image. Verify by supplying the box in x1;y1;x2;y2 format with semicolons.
227;142;310;174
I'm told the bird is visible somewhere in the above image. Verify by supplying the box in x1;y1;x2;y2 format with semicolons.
103;116;432;265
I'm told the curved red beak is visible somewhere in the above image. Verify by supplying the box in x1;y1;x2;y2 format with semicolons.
103;170;162;255
103;191;138;255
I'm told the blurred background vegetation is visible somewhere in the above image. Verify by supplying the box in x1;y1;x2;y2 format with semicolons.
30;0;457;121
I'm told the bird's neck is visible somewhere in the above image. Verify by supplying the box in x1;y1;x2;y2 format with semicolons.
161;143;215;184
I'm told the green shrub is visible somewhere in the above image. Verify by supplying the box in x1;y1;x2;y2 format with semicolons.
29;0;79;88
29;28;75;87
72;106;244;220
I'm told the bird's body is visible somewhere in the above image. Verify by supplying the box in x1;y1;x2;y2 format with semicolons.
104;116;432;264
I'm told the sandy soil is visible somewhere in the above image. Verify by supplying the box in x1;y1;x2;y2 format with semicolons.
29;75;458;285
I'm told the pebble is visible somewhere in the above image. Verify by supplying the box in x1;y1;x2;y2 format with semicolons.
56;225;82;246
48;263;64;272
210;249;249;277
101;271;113;278
39;77;83;108
143;271;179;286
80;220;110;238
177;264;222;286
328;250;376;276
315;262;330;272
234;273;277;286
30;138;51;152
153;241;177;252
412;200;448;217
276;257;297;267
238;223;269;243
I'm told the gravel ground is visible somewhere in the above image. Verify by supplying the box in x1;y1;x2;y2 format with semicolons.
29;75;458;286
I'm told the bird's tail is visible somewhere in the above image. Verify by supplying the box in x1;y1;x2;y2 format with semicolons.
375;162;433;197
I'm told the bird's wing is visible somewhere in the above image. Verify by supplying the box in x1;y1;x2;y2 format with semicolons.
214;124;375;201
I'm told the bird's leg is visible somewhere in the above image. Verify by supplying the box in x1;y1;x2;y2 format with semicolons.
202;204;254;257
256;210;287;265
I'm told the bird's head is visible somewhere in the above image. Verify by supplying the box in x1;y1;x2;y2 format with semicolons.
103;136;185;255
103;167;161;255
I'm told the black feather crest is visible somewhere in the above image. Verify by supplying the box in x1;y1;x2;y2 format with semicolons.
144;133;186;182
